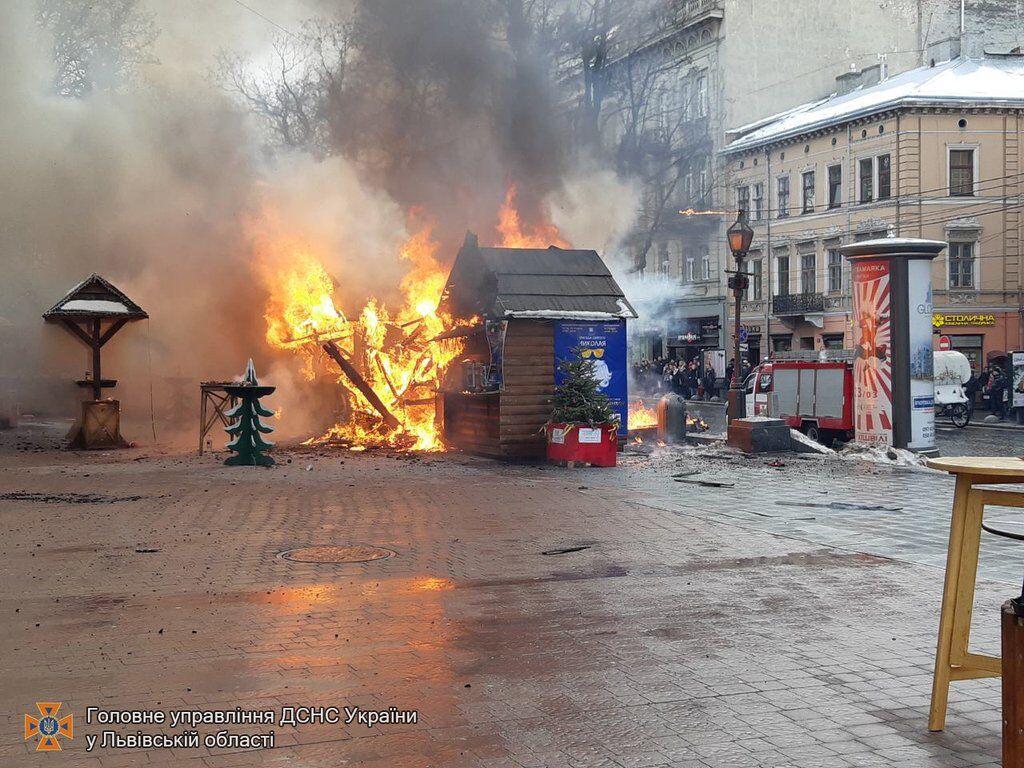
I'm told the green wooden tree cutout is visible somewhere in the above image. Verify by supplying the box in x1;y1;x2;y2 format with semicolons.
223;359;276;466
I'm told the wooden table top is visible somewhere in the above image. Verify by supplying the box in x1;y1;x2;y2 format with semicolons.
927;456;1024;476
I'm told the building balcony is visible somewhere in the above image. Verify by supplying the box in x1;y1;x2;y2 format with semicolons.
773;292;825;316
672;0;724;28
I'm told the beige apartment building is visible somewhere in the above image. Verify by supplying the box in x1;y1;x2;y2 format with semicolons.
721;55;1024;372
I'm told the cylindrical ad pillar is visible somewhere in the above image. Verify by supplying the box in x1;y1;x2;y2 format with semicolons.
840;238;946;453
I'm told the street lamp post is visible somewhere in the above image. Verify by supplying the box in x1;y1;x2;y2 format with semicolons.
726;212;754;424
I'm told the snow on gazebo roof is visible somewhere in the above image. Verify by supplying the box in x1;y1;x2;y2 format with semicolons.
43;274;148;320
723;57;1024;155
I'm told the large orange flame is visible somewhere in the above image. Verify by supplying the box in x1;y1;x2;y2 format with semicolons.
258;185;571;452
496;184;571;249
260;215;466;451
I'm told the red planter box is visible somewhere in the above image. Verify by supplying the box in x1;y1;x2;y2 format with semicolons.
545;422;617;467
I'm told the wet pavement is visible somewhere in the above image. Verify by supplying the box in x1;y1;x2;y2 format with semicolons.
0;423;1017;767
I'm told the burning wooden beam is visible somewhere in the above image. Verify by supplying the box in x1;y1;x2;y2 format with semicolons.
428;324;481;342
322;341;400;430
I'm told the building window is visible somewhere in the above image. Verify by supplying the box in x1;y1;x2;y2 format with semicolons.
800;251;816;294
771;335;792;352
859;158;873;203
827;165;842;208
776;252;790;295
680;81;691;120
696;74;708;117
736;185;750;216
686;256;695;283
752;183;764;221
701;253;711;281
799;336;815;351
949;241;976;288
827;246;843;293
950;148;975;196
657;242;670;277
777;176;789;218
801;171;815;213
877;154;891;200
750;258;763;300
822;333;845;349
698;162;708;201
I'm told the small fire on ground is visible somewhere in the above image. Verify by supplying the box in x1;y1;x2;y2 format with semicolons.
627;400;710;432
260;189;569;452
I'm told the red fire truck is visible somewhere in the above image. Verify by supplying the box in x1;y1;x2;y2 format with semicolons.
744;351;856;445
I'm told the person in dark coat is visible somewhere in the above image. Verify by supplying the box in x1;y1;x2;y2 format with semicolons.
703;367;717;401
685;363;699;399
977;368;991;410
964;371;980;417
989;366;1009;419
672;364;687;397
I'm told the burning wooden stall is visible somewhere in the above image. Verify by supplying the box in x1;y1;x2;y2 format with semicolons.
42;274;148;448
437;233;636;458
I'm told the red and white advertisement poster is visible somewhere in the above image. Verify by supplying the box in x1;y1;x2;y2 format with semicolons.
851;258;893;445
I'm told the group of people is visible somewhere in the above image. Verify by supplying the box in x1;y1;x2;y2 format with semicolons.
964;363;1017;420
632;356;753;400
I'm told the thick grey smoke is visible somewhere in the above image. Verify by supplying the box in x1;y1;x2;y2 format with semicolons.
0;1;406;443
0;0;642;445
333;0;570;245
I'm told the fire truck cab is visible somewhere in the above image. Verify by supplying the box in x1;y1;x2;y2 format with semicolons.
744;351;856;445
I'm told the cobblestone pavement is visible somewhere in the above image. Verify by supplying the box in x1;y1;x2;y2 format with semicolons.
0;424;1016;767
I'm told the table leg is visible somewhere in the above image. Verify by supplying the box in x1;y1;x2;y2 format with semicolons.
950;488;985;667
929;474;973;732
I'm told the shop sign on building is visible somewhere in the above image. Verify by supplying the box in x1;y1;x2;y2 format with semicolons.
932;314;997;328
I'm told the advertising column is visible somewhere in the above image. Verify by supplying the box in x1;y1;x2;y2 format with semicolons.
841;239;945;452
848;258;893;445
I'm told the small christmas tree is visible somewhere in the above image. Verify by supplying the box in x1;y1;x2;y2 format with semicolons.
551;349;616;426
223;359;276;467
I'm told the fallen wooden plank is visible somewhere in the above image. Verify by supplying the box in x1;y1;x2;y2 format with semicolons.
322;342;400;430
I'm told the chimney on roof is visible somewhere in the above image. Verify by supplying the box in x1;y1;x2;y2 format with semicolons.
926;36;962;67
835;67;861;96
462;231;479;250
859;63;882;89
835;63;880;96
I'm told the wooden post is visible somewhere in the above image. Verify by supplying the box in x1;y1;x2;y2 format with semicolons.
1004;601;1024;767
322;342;400;429
91;318;102;401
199;389;207;454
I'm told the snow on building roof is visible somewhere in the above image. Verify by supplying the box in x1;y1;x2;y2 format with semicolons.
723;57;1024;155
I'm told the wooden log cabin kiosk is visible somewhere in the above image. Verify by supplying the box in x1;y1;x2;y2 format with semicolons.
437;232;637;458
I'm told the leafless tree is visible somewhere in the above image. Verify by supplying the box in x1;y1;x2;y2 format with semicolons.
36;0;156;97
217;19;350;158
546;0;729;275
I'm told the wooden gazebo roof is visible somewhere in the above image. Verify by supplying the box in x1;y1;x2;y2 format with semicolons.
43;274;148;321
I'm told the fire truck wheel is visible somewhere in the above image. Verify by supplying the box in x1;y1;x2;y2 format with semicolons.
802;423;821;443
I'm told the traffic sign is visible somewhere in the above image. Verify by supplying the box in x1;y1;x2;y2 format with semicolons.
939;335;951;352
738;327;748;343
